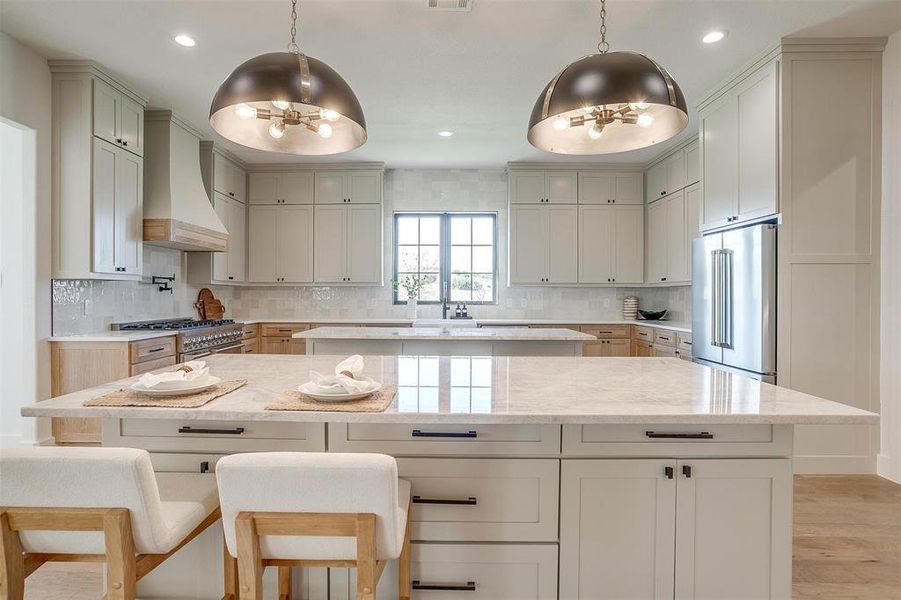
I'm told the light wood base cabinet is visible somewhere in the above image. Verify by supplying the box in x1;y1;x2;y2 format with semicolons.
561;458;792;600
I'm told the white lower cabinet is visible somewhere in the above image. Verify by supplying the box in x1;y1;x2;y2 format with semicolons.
331;543;558;600
560;458;792;600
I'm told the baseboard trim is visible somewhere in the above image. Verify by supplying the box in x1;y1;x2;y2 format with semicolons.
877;453;901;484
793;455;876;474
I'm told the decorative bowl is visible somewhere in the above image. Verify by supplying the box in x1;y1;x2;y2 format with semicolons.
638;309;668;321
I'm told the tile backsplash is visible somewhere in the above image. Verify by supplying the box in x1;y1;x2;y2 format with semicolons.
52;169;692;336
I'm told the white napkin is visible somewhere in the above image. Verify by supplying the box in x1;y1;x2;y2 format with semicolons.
306;355;377;395
138;360;210;389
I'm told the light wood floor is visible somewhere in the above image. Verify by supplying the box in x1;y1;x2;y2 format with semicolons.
20;475;901;599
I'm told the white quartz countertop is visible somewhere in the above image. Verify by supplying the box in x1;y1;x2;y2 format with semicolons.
295;326;595;341
48;331;177;343
22;354;877;426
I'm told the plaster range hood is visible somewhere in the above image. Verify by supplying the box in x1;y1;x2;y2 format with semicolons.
143;110;228;252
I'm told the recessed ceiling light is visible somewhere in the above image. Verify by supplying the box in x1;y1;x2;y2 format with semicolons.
437;130;454;137
174;34;196;47
702;31;726;44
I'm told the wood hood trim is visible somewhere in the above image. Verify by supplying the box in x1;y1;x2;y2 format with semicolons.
143;218;228;253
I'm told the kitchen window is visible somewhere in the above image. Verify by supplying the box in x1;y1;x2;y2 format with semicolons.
393;213;497;304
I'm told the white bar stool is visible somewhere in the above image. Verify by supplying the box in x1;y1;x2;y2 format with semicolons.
216;452;412;600
0;446;220;600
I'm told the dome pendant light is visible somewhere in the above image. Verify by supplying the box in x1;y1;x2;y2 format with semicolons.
528;0;688;155
209;0;366;155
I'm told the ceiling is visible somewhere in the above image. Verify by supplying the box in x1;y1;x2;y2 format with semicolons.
2;0;899;168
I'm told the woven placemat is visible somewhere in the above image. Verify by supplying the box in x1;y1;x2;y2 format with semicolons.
83;379;248;408
267;386;396;412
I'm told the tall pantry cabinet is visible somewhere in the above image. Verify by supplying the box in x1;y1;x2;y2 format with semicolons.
50;62;148;279
695;39;885;473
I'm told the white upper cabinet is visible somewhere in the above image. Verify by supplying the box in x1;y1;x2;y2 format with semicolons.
314;170;382;204
313;204;381;283
248;204;313;283
646;189;695;284
248;172;314;205
685;140;700;185
664;151;686;196
92;78;143;157
509;204;578;284
700;60;779;231
579;205;644;284
213;152;246;202
645;162;667;202
510;170;578;204
645;199;667;284
578;172;643;205
91;138;143;276
209;194;246;283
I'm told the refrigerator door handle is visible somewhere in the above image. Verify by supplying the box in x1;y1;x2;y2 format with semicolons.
711;249;721;347
721;249;734;349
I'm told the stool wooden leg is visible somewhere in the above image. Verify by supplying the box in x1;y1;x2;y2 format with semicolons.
236;513;263;600
103;509;136;600
355;514;377;600
0;511;25;600
223;535;239;600
278;566;292;600
398;504;411;600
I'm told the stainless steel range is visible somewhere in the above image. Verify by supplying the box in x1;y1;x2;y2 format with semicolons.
111;318;245;361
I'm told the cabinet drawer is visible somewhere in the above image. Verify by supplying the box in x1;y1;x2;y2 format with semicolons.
632;326;653;341
328;423;561;456
581;324;631;339
241;340;257;354
397;458;559;542
261;323;309;337
562;424;792;457
241;324;259;340
129;355;177;376
652;344;677;358
338;543;558;600
653;330;676;347
129;336;176;363
677;332;693;353
106;419;326;453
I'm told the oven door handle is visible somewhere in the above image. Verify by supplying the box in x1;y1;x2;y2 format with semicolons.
183;350;213;359
215;342;244;352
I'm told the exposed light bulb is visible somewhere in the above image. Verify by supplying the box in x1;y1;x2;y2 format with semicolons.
702;30;726;44
268;121;286;139
234;103;257;119
320;108;340;122
629;101;650;111
588;123;604;140
272;100;291;111
637;114;655;128
579;106;596;115
317;123;333;139
553;117;569;131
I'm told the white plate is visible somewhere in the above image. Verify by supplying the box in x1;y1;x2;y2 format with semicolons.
297;381;382;402
130;375;221;397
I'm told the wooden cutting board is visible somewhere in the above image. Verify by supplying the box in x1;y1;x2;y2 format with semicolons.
194;288;225;320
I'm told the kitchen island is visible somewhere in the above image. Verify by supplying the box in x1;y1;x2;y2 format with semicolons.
295;326;595;356
22;354;876;600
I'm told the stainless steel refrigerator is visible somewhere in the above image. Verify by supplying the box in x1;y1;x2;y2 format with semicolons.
692;223;777;382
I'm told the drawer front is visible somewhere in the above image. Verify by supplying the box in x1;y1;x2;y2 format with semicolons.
397;458;559;542
677;332;693;353
633;326;653;341
241;340;257;354
261;323;309;337
129;355;177;376
653;330;676;347
336;543;558;600
562;424;792;457
328;423;561;456
581;324;631;339
107;419;326;453
241;324;259;340
129;336;176;363
652;344;677;357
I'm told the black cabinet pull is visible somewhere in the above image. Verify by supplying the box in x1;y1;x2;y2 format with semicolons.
412;429;477;439
682;464;693;478
412;581;476;592
664;466;674;479
412;495;477;506
178;426;245;435
147;347;165;353
645;431;714;439
200;461;210;473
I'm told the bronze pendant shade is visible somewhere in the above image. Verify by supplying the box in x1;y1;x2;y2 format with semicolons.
209;51;366;155
528;51;688;155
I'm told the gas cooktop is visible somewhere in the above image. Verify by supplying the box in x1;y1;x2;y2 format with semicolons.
111;318;238;331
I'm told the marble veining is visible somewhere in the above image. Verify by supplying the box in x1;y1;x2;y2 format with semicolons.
296;327;596;341
23;354;877;425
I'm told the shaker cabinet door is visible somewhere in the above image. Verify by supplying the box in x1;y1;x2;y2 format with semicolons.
346;204;381;283
228;198;247;281
212;194;231;282
248;206;280;283
700;94;739;231
645;199;667;283
278;205;314;283
92;78;120;146
118;95;144;157
114;149;143;275
313;205;347;282
612;205;644;284
509;204;547;283
91;138;118;275
578;205;613;283
546;205;578;284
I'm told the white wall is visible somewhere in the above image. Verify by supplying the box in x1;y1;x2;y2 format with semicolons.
0;32;52;445
879;29;901;484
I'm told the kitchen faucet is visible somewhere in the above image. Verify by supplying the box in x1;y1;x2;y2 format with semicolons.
442;281;449;319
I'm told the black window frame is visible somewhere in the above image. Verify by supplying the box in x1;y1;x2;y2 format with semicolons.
393;212;498;305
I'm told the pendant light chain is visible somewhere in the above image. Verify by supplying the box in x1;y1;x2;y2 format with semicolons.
288;0;300;54
597;0;609;54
